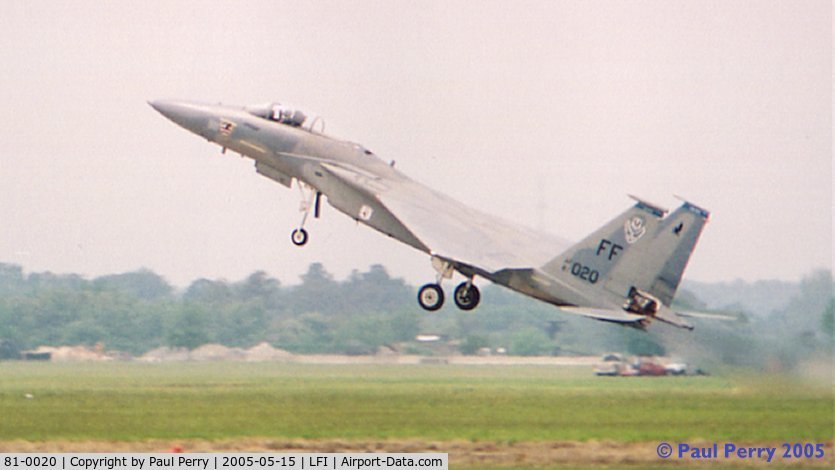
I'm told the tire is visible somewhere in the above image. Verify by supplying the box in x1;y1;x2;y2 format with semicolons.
417;283;444;311
291;228;308;246
454;282;480;311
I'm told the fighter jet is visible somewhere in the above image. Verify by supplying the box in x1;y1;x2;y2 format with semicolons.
151;99;717;330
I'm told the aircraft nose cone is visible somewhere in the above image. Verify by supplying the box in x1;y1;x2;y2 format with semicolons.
148;99;165;113
149;99;210;136
149;99;187;122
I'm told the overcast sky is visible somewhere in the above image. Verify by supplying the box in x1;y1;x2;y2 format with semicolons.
0;0;831;287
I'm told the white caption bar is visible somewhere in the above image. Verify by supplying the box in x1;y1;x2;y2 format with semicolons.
1;454;448;470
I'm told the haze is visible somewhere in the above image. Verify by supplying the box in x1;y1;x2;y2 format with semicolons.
0;0;830;286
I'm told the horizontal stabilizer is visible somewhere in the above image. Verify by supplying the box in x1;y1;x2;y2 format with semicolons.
653;307;738;330
558;306;647;325
677;310;738;321
653;305;694;330
559;305;735;331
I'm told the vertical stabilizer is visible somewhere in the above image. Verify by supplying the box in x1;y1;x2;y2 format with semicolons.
542;197;709;306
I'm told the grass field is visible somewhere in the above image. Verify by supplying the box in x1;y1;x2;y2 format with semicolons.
0;361;832;468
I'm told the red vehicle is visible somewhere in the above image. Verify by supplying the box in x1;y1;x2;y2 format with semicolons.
637;360;668;376
594;355;681;376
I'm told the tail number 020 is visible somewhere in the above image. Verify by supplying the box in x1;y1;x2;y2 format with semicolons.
570;263;599;284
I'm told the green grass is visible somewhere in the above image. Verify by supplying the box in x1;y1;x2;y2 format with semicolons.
0;362;831;442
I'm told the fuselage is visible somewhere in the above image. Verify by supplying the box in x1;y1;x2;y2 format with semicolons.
150;100;623;314
151;99;710;331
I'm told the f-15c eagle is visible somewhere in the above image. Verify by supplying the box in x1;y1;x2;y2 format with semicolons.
151;100;716;330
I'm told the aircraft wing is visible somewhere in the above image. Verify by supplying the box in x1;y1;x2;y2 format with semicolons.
269;153;573;273
371;175;572;274
272;153;570;274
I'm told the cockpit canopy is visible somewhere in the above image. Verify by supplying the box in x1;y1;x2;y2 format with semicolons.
245;102;324;132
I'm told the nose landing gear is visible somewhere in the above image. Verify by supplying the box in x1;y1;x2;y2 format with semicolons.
291;228;309;246
291;183;321;247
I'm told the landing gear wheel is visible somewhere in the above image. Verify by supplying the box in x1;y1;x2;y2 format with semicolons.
291;228;308;246
454;282;481;311
418;283;445;311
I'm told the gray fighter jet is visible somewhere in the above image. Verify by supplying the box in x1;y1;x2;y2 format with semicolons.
151;100;717;330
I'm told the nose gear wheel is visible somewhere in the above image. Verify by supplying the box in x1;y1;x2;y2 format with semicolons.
291;228;308;246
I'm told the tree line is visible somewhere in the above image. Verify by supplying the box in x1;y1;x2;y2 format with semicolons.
0;262;830;368
0;262;419;356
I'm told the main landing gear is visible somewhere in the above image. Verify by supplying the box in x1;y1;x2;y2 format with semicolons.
417;284;444;311
290;183;321;247
453;281;480;311
417;281;481;311
417;258;481;312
